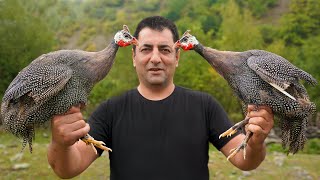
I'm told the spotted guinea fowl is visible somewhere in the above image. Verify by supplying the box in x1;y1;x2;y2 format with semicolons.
1;25;138;153
174;30;317;160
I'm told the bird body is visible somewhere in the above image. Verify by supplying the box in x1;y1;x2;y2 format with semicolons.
175;31;317;157
1;25;138;152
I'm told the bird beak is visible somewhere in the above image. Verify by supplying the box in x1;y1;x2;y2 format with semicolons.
173;41;181;49
131;37;139;46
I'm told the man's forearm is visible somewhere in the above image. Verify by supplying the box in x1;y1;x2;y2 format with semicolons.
47;142;83;178
241;142;266;170
228;134;266;171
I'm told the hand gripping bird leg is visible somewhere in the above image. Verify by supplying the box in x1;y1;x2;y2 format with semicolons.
227;131;253;161
219;117;251;160
80;134;112;154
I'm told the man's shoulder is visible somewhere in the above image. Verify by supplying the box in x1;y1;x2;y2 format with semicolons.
175;86;212;99
107;88;137;103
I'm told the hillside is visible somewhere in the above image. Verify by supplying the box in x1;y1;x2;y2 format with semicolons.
1;0;319;125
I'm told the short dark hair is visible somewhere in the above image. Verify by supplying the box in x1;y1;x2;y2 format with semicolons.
133;16;179;51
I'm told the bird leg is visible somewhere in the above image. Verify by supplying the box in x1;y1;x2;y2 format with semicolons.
219;117;251;161
227;131;253;161
80;134;112;154
220;105;260;160
219;117;249;139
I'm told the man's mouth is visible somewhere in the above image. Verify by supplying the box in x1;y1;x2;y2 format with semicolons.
149;68;163;71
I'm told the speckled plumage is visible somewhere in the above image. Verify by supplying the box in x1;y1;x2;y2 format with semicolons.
177;31;317;154
1;25;137;152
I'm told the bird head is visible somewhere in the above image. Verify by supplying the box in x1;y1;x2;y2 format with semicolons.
114;25;139;47
174;30;199;51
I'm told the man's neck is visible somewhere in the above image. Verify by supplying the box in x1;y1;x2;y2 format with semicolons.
137;83;175;101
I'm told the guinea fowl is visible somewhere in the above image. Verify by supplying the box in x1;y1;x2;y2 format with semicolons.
1;25;138;153
174;30;317;160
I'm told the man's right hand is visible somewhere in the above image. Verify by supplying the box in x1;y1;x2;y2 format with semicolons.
48;106;98;178
51;106;90;148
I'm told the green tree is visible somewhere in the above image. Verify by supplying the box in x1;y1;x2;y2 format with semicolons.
280;0;320;46
236;0;277;18
217;0;264;51
299;35;320;112
0;0;55;99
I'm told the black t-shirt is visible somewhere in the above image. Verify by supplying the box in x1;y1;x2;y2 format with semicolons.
88;86;238;180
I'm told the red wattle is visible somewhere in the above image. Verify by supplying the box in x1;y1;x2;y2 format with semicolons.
118;40;130;47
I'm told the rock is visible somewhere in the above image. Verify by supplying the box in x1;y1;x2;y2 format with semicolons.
10;152;23;162
273;152;285;167
306;126;320;138
42;132;49;138
242;171;251;177
12;163;30;170
292;166;313;180
266;129;281;145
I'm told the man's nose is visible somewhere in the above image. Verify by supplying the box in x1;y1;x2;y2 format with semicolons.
150;49;161;64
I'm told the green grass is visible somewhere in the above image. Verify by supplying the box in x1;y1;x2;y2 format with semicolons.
0;129;319;179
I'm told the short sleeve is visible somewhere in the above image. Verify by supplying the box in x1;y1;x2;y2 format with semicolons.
206;96;241;150
87;100;112;156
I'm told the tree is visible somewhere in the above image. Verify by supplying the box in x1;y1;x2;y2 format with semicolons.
299;35;320;112
0;0;55;99
280;0;320;46
217;0;264;51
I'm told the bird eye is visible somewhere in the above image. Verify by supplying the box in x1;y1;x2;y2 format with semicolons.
124;33;130;38
180;37;188;42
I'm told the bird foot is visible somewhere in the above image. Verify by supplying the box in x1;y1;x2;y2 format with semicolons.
219;128;238;139
81;134;112;154
227;142;247;161
226;131;253;161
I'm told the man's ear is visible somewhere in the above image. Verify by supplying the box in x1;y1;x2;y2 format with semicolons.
132;48;136;67
175;49;180;67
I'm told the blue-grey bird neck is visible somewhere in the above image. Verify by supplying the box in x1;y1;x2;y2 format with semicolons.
90;41;119;83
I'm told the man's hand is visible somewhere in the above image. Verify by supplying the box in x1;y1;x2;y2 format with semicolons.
51;106;90;148
245;105;274;148
48;106;98;178
221;104;274;170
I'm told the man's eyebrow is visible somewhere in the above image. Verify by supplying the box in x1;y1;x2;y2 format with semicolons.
141;44;153;48
158;44;172;49
139;43;172;49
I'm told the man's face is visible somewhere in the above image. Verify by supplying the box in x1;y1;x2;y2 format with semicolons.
132;28;180;88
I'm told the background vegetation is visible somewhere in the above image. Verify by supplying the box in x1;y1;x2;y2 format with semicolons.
1;0;319;119
0;0;319;179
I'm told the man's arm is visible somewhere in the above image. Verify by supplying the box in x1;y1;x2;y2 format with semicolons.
47;107;98;178
221;105;274;171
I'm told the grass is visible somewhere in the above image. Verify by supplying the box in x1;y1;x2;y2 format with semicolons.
0;129;319;180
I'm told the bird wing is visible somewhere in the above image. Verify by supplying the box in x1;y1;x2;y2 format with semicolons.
246;52;301;100
3;64;73;105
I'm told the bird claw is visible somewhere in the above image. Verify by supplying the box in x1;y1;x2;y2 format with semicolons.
219;117;250;139
226;131;253;161
219;116;252;161
219;128;238;139
227;142;247;161
81;134;112;154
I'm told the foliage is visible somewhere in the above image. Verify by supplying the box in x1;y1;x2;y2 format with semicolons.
279;0;320;46
268;138;320;154
1;1;320;177
217;0;264;51
236;0;278;18
0;0;319;120
0;0;55;99
162;0;188;21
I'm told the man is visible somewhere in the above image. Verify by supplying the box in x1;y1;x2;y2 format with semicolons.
47;16;274;179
